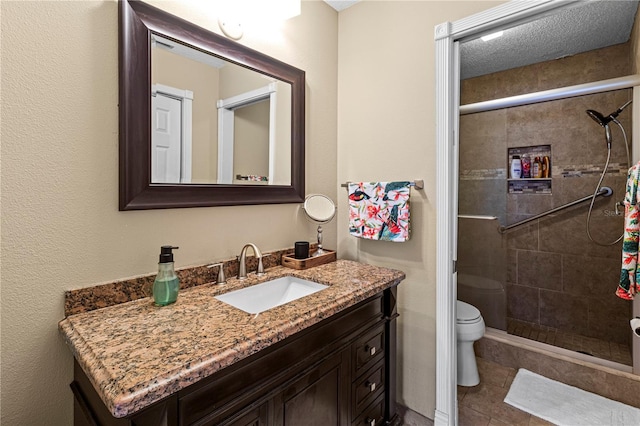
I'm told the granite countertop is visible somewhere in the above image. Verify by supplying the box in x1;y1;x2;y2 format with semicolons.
59;259;405;418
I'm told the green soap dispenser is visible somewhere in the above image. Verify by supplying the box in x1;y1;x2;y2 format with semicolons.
153;245;180;306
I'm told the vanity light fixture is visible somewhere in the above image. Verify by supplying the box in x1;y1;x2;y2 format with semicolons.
218;18;243;40
218;0;301;40
481;30;504;42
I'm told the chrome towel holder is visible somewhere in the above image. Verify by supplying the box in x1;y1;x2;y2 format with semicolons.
340;179;424;189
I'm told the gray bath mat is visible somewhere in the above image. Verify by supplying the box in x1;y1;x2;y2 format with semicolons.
504;368;640;425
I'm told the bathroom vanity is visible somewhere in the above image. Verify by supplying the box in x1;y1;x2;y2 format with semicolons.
60;260;404;425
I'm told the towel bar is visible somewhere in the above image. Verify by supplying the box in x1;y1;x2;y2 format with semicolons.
341;180;424;189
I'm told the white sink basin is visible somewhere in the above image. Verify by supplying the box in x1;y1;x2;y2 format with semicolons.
215;276;328;314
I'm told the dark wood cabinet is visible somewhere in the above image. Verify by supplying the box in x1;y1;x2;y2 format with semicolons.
273;349;350;425
71;287;399;426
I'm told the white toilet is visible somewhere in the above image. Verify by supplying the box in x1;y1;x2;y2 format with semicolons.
456;300;485;386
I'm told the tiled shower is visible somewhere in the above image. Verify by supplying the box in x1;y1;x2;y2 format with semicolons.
457;42;634;365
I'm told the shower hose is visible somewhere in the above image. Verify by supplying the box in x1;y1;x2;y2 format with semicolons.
586;118;630;246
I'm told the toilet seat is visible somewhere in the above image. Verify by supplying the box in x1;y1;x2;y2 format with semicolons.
457;300;481;323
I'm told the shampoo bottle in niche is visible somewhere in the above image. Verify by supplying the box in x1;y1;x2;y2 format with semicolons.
510;155;522;179
153;245;180;306
532;156;542;178
521;154;531;178
542;155;550;178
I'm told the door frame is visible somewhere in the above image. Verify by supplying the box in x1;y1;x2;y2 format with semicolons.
433;1;581;424
152;83;194;183
217;82;277;184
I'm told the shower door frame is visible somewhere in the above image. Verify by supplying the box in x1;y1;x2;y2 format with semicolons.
431;1;640;424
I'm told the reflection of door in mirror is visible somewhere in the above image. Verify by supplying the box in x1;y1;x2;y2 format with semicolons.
151;84;193;184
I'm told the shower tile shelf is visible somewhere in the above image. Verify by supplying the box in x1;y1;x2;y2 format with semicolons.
508;144;552;194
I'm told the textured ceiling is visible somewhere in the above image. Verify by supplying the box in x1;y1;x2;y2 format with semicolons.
461;0;640;79
323;0;359;12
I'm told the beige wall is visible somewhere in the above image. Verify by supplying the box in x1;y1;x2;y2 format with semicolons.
0;0;337;424
336;0;505;418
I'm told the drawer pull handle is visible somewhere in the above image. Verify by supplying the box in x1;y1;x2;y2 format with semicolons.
365;418;376;426
366;381;376;392
365;345;376;356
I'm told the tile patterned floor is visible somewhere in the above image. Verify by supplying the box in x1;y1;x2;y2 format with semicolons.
458;357;554;426
507;318;632;366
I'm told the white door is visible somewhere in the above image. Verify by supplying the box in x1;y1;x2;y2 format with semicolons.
152;93;182;183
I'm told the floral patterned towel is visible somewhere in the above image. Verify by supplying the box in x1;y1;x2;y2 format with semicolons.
619;162;640;300
348;181;411;242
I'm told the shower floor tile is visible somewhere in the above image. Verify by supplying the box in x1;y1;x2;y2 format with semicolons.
507;318;632;366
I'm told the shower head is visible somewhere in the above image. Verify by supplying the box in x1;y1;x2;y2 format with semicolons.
586;109;609;127
585;100;632;148
587;109;613;147
586;100;632;126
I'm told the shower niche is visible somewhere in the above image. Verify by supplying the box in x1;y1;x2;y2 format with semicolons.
508;145;552;194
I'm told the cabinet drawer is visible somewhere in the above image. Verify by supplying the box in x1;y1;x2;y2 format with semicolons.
352;360;385;420
352;325;385;378
218;401;269;426
352;395;384;426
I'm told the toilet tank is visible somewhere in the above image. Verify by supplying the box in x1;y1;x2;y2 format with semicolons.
457;273;506;330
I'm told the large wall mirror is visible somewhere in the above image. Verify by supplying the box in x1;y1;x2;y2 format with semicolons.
119;0;305;210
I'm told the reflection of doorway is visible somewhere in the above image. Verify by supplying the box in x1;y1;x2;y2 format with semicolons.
217;82;277;184
151;84;193;183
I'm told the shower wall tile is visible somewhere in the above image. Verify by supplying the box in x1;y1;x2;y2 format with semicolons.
562;255;620;296
459;138;506;172
553;175;600;206
515;193;554;216
457;217;507;275
507;284;539;324
537;43;631;93
505;220;538;251
459;109;507;139
539;290;589;335
587;295;631;345
506;249;517;284
538;213;621;260
459;109;507;172
461;66;540;105
458;179;506;219
517;251;561;290
504;91;632;168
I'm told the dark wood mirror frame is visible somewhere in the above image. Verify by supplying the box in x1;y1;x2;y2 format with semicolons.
119;0;305;210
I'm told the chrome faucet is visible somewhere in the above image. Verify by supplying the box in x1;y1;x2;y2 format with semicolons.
238;243;264;279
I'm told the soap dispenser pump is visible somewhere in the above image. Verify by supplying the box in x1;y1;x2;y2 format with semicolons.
153;245;180;306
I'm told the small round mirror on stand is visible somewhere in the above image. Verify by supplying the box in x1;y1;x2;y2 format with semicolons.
302;194;337;257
